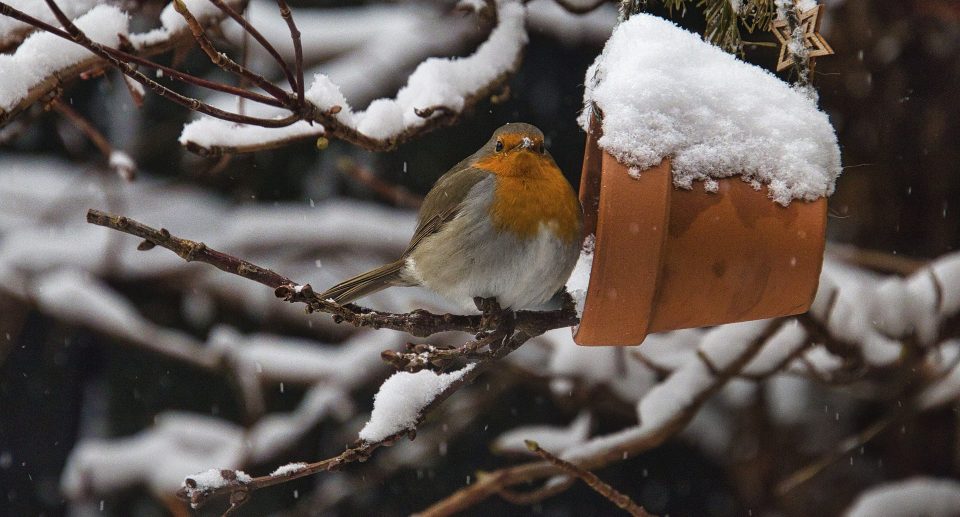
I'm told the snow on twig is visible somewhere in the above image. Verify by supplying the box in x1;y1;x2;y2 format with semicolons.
179;0;529;155
359;365;476;442
0;0;99;51
0;0;247;124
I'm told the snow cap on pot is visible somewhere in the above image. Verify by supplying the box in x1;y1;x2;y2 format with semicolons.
567;13;842;346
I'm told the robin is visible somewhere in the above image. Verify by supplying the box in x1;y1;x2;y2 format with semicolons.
319;122;583;311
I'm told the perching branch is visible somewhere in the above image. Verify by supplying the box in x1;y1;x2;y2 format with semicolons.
84;207;578;513
85;209;577;339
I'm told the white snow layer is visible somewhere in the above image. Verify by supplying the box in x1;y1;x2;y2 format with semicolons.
128;0;224;48
565;234;594;318
0;5;129;112
303;0;526;140
179;0;526;150
270;462;308;477
359;365;475;442
180;468;253;507
845;478;960;517
579;14;842;205
0;0;102;48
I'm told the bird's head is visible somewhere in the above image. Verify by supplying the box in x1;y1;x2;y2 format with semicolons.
474;123;554;178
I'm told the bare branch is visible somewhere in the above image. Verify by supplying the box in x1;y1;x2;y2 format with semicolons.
52;99;136;180
0;0;295;125
208;0;298;94
171;0;292;104
336;159;424;210
417;320;784;516
274;0;305;106
524;440;654;517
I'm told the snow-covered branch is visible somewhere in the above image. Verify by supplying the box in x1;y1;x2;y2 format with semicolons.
0;0;247;125
180;0;530;155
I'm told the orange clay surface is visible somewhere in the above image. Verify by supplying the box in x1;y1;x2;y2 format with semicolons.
575;134;826;346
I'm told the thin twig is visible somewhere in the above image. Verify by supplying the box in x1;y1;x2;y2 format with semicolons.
209;0;298;94
176;304;564;512
53;97;138;180
172;0;291;104
34;0;299;127
0;0;292;123
337;159;424;210
274;0;305;107
52;100;117;162
417;321;785;516
524;440;654;517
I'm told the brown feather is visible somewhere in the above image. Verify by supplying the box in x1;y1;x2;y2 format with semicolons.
317;260;407;304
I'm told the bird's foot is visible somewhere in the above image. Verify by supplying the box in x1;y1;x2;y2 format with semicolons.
473;296;515;350
474;296;502;330
490;309;516;350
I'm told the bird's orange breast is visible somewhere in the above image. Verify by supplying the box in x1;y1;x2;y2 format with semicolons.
474;150;581;243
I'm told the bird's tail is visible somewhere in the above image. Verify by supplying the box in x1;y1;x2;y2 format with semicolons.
318;260;408;304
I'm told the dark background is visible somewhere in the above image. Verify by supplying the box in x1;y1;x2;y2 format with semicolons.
1;0;959;515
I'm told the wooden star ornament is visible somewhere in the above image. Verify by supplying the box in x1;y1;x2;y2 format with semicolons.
770;4;834;73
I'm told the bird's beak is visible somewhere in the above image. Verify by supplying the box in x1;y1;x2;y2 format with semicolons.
520;137;534;150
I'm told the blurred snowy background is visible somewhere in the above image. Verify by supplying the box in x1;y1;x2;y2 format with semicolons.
1;0;959;516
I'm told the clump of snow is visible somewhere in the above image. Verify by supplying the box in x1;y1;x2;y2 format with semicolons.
108;150;136;180
845;477;960;517
919;341;960;409
579;14;841;205
741;320;807;376
270;462;308;477
565;234;594;318
0;0;101;48
60;412;246;498
303;0;526;142
181;468;253;507
812;261;902;367
0;5;129;112
178;118;324;151
128;0;224;48
358;364;475;442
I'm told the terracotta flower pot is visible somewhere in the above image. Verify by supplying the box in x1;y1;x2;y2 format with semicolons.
573;123;828;346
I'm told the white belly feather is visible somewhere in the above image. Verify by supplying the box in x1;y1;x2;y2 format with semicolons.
402;176;580;310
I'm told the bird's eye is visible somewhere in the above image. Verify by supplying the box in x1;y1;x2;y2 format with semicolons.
495;139;504;152
538;142;545;154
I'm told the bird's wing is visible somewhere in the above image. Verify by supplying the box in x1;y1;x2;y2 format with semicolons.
403;164;490;257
